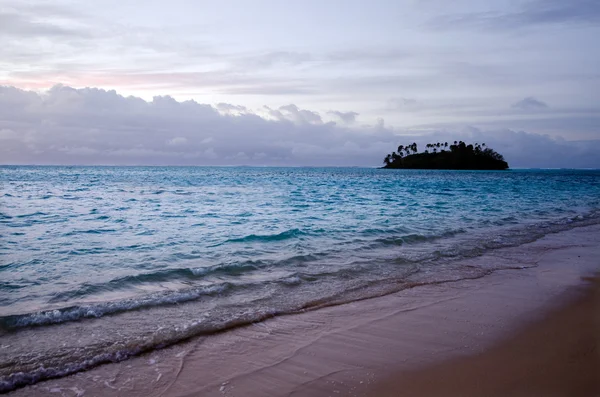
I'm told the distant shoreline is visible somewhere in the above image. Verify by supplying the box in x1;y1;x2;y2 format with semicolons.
3;164;600;170
383;141;509;170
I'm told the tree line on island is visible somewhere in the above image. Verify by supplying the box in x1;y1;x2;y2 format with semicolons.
383;141;509;170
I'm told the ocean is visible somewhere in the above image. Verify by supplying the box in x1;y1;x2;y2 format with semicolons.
1;166;599;392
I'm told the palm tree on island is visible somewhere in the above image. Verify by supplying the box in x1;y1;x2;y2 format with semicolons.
382;140;508;170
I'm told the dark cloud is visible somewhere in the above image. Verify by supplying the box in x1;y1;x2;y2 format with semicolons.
0;85;393;166
464;127;600;168
511;97;549;110
0;85;598;168
402;109;600;143
429;0;600;31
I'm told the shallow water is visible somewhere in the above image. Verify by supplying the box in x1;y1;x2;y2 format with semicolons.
1;166;600;391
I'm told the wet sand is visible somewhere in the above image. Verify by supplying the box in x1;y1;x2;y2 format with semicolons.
10;224;600;396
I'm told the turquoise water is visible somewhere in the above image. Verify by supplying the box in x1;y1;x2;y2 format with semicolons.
1;166;600;391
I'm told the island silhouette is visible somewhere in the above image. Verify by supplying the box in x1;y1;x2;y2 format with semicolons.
383;141;509;170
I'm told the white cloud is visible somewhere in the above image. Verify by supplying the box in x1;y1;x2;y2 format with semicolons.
0;128;19;140
327;111;359;124
216;103;248;115
275;104;323;125
167;137;188;146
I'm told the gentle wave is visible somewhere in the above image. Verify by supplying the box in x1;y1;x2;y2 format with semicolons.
0;284;229;330
2;167;600;393
224;228;307;244
0;254;545;394
47;262;265;302
0;221;599;393
63;228;118;236
372;229;465;247
0;304;287;393
6;212;599;331
4;252;332;326
0;212;13;220
14;211;48;218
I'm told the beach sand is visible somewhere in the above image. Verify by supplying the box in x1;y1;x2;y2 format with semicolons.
10;224;600;396
368;275;600;397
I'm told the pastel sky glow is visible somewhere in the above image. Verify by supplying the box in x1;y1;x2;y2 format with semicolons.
1;0;599;167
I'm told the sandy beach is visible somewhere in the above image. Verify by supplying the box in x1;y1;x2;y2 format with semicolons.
9;224;600;397
3;1;599;394
369;274;600;397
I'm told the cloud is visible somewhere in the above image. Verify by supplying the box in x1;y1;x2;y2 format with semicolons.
167;137;188;146
235;51;313;69
0;85;394;166
4;70;316;95
511;97;549;111
266;104;324;125
387;98;418;110
222;84;316;96
216;103;248;115
462;127;600;168
327;111;359;124
0;128;19;140
325;49;410;65
0;10;88;38
0;85;598;168
429;0;600;31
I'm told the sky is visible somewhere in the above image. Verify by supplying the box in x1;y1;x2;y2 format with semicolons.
1;0;599;167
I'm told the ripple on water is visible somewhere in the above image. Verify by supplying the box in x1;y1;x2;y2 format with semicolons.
0;167;599;392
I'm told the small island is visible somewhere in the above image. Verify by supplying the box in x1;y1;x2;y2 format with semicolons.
383;141;509;170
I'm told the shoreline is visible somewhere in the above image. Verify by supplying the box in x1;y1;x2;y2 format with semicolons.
8;224;600;396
